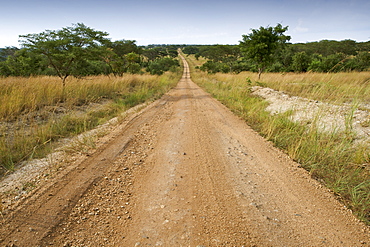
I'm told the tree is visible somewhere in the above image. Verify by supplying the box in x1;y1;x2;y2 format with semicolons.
239;24;290;78
19;23;109;88
142;47;166;61
291;51;311;72
2;48;47;76
103;40;141;76
147;57;179;75
346;52;370;71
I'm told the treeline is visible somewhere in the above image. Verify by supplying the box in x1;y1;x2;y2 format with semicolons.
182;40;370;74
0;24;180;78
1;23;369;77
0;44;180;77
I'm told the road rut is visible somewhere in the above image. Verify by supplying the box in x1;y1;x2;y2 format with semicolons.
1;55;369;246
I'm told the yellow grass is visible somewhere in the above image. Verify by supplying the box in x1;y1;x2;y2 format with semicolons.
0;74;181;121
215;71;370;105
0;71;182;173
186;54;370;105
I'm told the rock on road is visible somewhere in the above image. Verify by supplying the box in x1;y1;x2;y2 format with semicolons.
1;54;369;246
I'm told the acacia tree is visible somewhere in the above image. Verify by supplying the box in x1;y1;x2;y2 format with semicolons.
103;39;141;76
240;24;290;79
19;23;109;88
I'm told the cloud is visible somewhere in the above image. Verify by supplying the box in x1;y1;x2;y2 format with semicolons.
293;19;308;33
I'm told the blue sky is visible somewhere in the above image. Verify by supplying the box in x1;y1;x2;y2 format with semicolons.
0;0;369;47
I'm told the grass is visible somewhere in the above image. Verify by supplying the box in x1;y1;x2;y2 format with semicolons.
188;54;370;105
0;70;182;174
186;54;370;224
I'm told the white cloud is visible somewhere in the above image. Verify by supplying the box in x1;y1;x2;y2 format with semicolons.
293;19;308;33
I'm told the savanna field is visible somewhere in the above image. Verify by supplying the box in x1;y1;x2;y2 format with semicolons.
0;23;369;233
0;56;369;225
0;72;182;174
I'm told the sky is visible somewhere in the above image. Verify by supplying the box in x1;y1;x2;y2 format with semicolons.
0;0;369;47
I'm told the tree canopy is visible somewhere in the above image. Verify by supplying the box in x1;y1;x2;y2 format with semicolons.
19;23;110;86
239;24;291;78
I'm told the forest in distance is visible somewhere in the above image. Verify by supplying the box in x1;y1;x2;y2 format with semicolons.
0;23;369;80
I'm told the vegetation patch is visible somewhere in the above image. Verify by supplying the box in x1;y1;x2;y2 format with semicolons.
186;55;370;225
0;71;181;175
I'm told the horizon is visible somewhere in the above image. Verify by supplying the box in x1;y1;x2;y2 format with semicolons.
0;0;369;47
1;38;369;49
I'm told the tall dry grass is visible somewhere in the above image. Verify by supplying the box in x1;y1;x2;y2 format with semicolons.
187;54;370;105
0;71;181;173
213;71;370;105
0;74;181;120
186;55;370;224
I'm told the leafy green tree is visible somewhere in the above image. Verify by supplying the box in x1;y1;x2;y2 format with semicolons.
240;24;290;78
103;40;141;76
278;47;294;71
108;40;140;57
291;51;311;72
143;47;167;61
307;54;324;72
19;23;109;87
147;57;179;75
2;48;47;76
308;53;347;72
345;51;370;71
199;60;223;74
125;52;142;74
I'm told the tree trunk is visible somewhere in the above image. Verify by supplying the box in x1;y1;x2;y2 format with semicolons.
61;75;68;102
258;67;263;79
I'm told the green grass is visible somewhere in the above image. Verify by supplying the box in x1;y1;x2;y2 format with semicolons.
186;54;370;224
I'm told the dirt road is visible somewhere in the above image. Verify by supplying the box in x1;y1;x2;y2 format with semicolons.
1;55;369;246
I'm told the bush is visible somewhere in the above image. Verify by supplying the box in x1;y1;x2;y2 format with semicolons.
147;57;179;75
291;51;311;72
345;52;370;71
